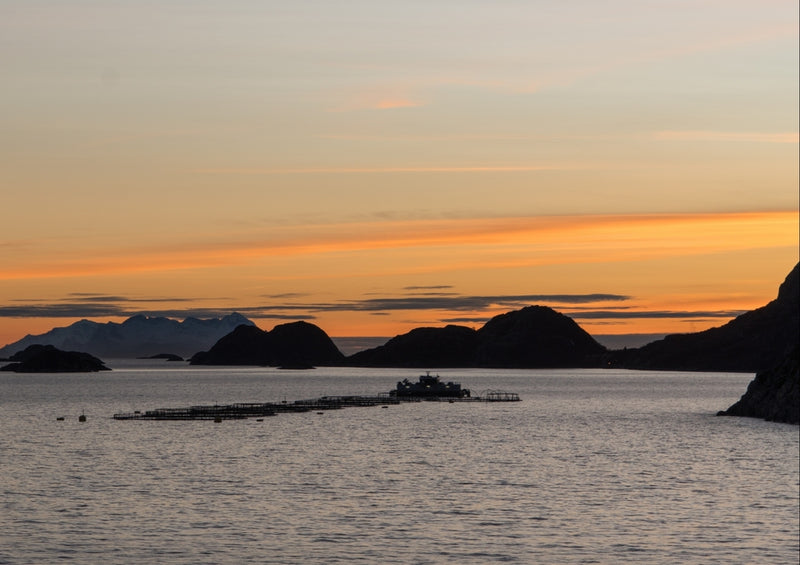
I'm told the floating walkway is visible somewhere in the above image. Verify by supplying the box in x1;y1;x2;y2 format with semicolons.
112;391;520;421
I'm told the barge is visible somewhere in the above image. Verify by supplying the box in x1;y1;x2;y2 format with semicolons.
391;372;470;399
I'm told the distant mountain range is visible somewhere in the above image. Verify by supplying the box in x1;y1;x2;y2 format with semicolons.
188;305;610;369
3;264;797;375
0;313;254;359
190;264;798;373
189;306;606;368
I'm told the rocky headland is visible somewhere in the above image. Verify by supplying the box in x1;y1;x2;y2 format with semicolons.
718;345;799;424
1;344;110;373
608;263;798;373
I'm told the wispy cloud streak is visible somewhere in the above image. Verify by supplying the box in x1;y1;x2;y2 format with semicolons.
568;310;747;320
654;130;799;144
0;292;629;319
191;165;572;175
1;211;796;282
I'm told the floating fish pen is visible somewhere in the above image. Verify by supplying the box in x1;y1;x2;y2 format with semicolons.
113;403;278;420
113;396;401;420
480;390;521;402
292;395;399;409
113;376;519;421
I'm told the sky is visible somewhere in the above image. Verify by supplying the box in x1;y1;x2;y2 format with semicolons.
1;0;798;347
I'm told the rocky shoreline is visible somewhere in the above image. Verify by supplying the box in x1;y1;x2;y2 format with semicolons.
718;345;799;425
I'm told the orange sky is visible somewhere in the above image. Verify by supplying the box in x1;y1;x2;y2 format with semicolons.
1;1;798;347
1;210;796;345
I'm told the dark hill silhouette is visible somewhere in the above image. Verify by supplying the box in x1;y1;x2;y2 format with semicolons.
717;345;799;424
153;264;798;371
1;344;110;373
610;263;799;372
189;321;345;366
475;305;606;367
347;305;606;368
346;325;479;367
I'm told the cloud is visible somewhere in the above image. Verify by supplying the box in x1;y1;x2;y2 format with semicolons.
191;165;571;175
0;288;750;332
319;294;631;312
326;90;429;112
0;303;316;321
0;292;629;319
0;304;131;318
654;130;799;144
2;210;796;283
442;316;492;325
374;98;425;109
568;310;746;320
64;293;195;303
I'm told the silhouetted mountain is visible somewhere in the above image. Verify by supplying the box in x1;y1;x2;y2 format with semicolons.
718;345;798;424
476;306;606;367
189;321;346;366
0;313;254;359
610;264;799;372
1;344;110;373
348;305;606;368
346;325;479;367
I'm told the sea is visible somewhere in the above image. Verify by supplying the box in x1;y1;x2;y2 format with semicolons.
1;362;797;564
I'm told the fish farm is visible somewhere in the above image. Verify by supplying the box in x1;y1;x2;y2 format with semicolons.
112;374;520;421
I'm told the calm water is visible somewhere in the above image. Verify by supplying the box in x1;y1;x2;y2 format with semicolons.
1;363;797;564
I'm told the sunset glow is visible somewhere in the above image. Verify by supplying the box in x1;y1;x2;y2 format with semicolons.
1;1;797;348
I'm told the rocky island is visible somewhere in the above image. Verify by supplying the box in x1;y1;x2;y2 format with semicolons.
347;305;606;368
138;353;184;361
190;321;345;366
1;344;110;373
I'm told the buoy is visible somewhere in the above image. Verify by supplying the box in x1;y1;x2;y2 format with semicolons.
78;414;86;422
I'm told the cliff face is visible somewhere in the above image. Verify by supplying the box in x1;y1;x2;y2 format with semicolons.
718;345;799;424
189;321;345;366
611;264;799;373
348;305;606;368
